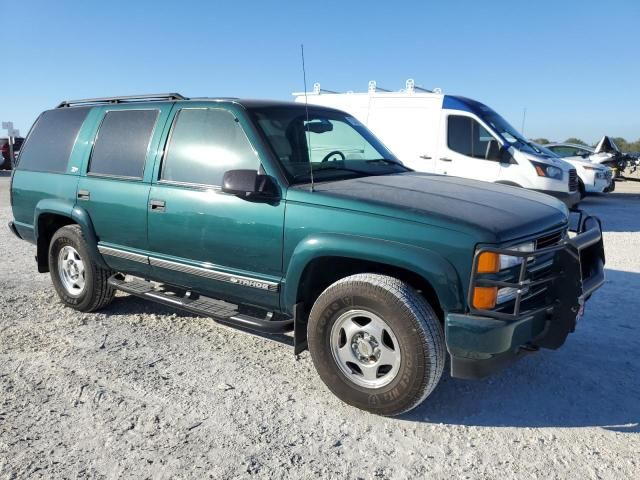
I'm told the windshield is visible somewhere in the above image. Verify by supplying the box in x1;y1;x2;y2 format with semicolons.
481;110;543;155
248;106;410;184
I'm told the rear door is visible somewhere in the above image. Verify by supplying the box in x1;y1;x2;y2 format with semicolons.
436;112;502;182
146;104;285;310
77;105;171;277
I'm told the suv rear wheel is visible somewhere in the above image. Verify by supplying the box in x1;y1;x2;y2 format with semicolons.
48;225;115;312
307;273;445;416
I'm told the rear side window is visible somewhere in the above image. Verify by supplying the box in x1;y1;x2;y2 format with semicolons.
447;115;496;159
17;107;90;173
161;108;259;186
89;110;159;178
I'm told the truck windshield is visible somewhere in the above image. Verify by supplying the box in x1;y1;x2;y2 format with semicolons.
248;106;410;184
481;111;542;155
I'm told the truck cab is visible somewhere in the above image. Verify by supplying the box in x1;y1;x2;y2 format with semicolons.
294;80;580;206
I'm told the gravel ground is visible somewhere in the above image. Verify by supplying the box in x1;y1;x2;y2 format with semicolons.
1;171;639;479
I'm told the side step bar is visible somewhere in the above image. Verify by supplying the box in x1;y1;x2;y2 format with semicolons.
107;275;293;335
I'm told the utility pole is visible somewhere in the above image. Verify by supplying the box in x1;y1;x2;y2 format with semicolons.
520;107;527;136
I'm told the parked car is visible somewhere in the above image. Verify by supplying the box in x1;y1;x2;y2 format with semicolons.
293;80;580;206
534;143;614;197
1;137;24;170
8;94;605;416
546;137;629;178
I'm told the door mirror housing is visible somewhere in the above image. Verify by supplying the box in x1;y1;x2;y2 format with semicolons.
222;169;279;199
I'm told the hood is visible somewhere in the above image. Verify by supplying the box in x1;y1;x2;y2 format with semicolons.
594;136;621;154
292;173;568;243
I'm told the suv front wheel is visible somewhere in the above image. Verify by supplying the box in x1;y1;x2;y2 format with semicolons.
48;225;115;312
307;273;445;416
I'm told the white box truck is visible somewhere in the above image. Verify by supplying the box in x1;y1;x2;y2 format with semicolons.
293;80;579;206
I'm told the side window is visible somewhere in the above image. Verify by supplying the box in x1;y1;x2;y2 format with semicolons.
17;107;90;173
447;115;497;159
161;108;259;186
89;110;159;178
447;116;472;156
550;146;576;157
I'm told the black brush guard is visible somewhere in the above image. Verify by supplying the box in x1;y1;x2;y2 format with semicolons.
468;210;605;350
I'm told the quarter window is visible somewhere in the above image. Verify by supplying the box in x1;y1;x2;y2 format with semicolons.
89;110;159;178
447;115;497;159
17;107;90;173
161;108;259;186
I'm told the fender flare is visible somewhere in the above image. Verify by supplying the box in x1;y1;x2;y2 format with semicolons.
33;199;108;270
282;233;465;316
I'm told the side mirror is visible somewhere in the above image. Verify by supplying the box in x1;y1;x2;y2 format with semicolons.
485;140;501;161
222;169;279;200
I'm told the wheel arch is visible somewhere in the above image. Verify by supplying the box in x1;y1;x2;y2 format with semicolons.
34;199;107;272
284;234;465;353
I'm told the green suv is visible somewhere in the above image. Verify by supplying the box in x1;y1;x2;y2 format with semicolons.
8;94;605;416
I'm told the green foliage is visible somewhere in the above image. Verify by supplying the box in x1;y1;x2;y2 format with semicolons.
531;138;550;145
612;137;640;153
564;137;588;146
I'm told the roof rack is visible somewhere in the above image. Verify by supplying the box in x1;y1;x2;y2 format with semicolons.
56;93;187;108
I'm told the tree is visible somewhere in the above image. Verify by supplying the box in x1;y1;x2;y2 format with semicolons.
564;137;587;146
531;138;550;145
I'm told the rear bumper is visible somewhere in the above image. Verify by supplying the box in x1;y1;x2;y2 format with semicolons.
534;189;581;207
447;211;605;379
8;221;22;240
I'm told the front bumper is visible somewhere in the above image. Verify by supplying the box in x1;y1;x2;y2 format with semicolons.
534;189;581;207
447;211;605;379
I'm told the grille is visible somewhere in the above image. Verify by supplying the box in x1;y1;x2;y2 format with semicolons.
536;230;564;249
568;169;578;192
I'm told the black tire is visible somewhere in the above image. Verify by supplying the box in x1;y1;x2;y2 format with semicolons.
307;273;445;416
48;224;115;312
578;180;586;199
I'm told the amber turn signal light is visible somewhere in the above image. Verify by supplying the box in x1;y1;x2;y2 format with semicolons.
472;286;497;310
477;252;499;274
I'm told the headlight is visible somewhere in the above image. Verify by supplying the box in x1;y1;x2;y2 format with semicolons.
473;242;535;309
531;161;563;180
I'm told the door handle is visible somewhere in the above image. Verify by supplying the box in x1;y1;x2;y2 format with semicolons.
149;199;166;212
419;155;432;160
77;189;90;200
439;157;453;162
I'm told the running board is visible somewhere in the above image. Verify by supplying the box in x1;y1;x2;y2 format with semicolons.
107;275;293;335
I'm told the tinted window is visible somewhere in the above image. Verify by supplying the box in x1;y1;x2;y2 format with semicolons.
447;115;497;159
89;110;159;178
161;108;259;186
249;106;406;184
17;107;90;172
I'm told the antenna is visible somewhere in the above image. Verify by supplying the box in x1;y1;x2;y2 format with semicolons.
301;44;315;192
521;107;527;135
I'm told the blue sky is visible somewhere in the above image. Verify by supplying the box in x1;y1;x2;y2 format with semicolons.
1;0;638;143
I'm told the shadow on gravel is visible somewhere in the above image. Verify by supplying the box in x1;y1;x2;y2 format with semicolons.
402;268;640;431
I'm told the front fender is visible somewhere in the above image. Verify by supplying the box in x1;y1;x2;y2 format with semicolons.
34;199;108;269
282;233;464;314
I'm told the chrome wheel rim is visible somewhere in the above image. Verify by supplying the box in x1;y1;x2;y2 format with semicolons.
58;246;85;296
330;309;401;389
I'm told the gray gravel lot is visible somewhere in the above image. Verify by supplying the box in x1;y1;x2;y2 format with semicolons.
1;171;639;479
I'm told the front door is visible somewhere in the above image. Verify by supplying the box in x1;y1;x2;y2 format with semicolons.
147;105;285;310
437;112;502;183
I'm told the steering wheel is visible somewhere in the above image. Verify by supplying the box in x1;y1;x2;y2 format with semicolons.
321;150;346;162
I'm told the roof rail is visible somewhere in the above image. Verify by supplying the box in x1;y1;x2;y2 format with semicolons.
56;93;187;108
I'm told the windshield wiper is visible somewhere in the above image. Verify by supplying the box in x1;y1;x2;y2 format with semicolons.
291;165;368;181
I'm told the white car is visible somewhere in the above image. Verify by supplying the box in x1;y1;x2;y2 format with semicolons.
546;137;627;178
535;144;614;197
294;80;580;206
